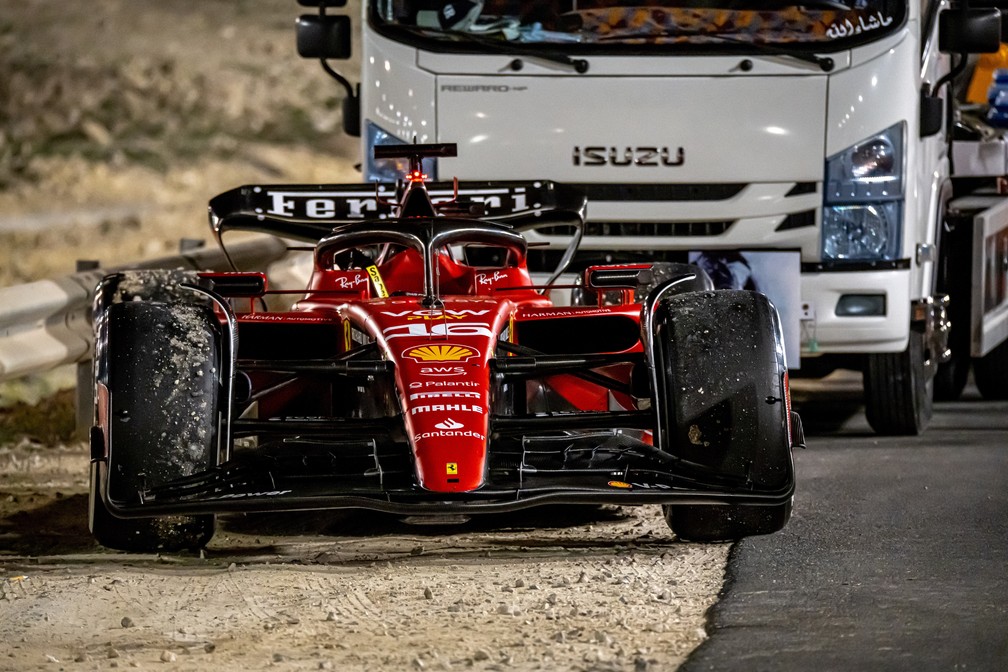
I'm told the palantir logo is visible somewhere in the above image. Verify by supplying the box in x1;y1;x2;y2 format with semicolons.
435;418;464;430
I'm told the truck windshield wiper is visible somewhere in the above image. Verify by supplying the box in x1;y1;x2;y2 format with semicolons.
389;24;590;74
762;1;853;9
598;29;834;72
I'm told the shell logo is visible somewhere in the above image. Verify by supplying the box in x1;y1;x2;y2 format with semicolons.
404;344;477;362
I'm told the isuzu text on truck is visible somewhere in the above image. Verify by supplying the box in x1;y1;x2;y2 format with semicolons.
294;0;1008;435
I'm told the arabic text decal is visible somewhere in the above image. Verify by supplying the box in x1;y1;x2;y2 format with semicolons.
826;12;893;40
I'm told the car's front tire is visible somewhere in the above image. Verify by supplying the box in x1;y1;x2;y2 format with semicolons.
664;499;793;543
651;290;794;542
90;455;214;553
90;272;220;552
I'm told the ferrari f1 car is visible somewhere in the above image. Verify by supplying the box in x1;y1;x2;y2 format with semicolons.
88;143;803;552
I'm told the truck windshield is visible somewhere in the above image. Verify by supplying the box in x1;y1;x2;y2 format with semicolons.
371;1;907;52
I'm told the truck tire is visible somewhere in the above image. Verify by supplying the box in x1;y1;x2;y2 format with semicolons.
90;277;220;552
652;290;794;542
864;330;932;435
973;339;1008;400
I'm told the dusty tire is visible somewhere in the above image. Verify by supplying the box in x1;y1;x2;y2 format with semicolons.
864;330;932;435
90;274;219;552
973;339;1008;400
90;459;214;553
664;499;793;543
653;290;794;541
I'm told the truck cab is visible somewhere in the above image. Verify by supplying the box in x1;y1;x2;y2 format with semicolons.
296;0;1008;435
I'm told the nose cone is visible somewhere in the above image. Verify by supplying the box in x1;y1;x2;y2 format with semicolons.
404;385;490;492
400;352;490;491
369;298;512;493
409;411;489;492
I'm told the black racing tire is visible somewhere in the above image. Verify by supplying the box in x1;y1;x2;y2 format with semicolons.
90;458;214;553
653;290;794;542
973;339;1008;400
90;284;219;552
664;498;793;543
864;329;933;435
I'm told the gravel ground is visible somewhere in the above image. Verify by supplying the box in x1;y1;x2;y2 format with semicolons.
0;442;729;672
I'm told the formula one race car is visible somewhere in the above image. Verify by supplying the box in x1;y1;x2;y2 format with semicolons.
88;143;802;552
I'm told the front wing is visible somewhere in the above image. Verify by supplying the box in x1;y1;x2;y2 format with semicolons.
97;416;795;518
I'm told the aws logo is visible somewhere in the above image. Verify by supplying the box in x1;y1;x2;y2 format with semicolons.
419;366;465;377
404;344;478;362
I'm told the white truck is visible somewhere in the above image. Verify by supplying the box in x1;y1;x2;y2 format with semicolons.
294;0;1008;435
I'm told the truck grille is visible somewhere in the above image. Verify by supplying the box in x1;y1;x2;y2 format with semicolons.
583;220;734;236
537;210;814;238
570;183;746;201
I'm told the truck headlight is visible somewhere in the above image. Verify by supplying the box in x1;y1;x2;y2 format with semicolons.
822;123;904;262
822;202;902;260
365;121;438;183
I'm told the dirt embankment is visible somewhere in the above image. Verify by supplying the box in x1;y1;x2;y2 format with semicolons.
0;0;358;288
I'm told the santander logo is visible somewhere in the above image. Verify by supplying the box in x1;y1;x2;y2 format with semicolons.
435;418;464;430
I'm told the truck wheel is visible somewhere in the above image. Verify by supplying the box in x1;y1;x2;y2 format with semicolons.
652;290;794;542
864;330;932;435
973;339;1008;400
90;276;219;552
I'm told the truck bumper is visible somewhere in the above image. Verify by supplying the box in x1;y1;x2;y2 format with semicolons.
799;268;913;355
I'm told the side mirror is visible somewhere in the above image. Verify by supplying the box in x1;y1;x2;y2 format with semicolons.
296;14;352;60
938;8;1001;54
970;0;1008;37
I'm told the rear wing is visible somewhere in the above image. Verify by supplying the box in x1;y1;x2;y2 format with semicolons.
208;180;587;243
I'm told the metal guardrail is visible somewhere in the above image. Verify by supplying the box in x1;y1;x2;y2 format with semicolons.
0;236;289;383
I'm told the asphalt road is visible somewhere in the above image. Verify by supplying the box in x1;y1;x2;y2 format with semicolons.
681;373;1008;672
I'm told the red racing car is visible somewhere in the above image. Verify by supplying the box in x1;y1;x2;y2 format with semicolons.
88;143;802;552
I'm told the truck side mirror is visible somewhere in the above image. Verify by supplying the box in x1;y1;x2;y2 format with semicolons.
968;0;1008;38
938;8;1001;54
297;14;352;60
